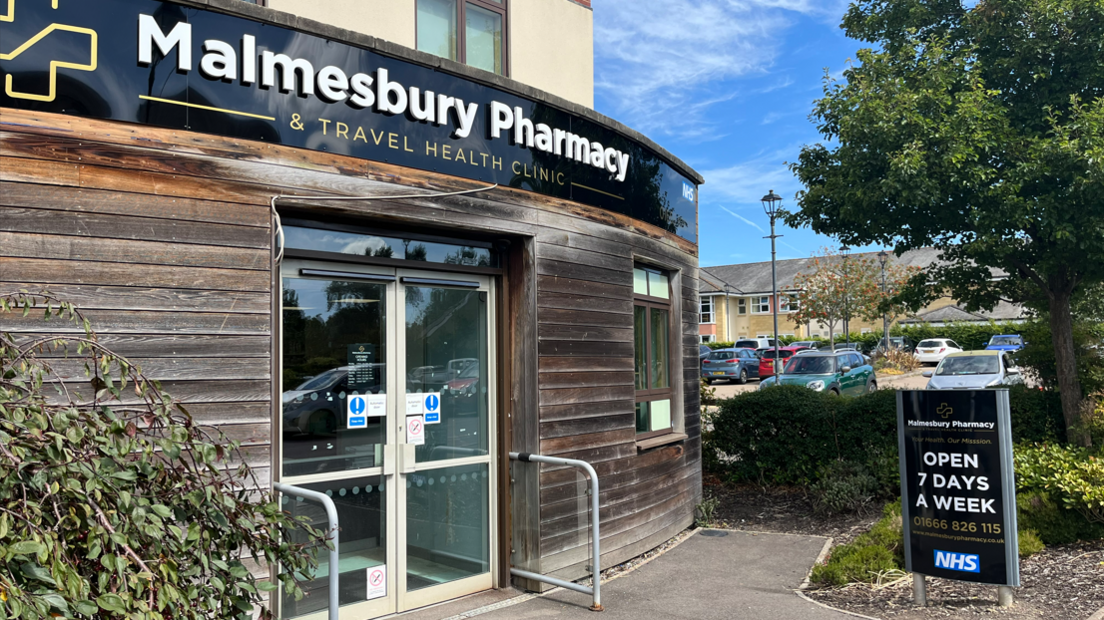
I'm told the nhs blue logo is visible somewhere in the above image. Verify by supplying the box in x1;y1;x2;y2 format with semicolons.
682;183;695;202
934;550;980;573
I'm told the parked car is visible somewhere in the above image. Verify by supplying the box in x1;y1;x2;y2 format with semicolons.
758;351;877;396
701;348;760;384
875;336;916;354
699;344;713;361
733;338;779;351
923;351;1023;390
789;341;818;349
985;335;1025;353
913;338;964;365
758;345;809;380
816;343;872;365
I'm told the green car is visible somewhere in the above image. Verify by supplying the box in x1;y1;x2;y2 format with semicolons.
757;351;877;396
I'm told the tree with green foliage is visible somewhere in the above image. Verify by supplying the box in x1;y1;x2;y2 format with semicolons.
0;292;324;619
787;0;1104;446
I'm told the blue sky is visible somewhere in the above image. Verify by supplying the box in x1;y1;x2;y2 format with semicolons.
592;0;874;267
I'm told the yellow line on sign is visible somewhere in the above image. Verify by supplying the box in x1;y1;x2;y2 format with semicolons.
571;182;624;201
138;95;276;121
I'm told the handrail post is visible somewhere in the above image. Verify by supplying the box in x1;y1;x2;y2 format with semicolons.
274;483;340;620
510;452;603;611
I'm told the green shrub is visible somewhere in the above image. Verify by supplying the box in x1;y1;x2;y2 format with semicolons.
1016;443;1104;536
1008;385;1066;443
811;461;882;514
811;502;904;586
1016;490;1104;545
1018;529;1045;557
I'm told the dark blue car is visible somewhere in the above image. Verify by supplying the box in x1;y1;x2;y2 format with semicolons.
701;348;760;385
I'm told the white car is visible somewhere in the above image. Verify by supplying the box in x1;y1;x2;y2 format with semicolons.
913;338;963;365
923;351;1024;390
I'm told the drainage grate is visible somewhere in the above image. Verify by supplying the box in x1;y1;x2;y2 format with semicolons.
700;530;729;537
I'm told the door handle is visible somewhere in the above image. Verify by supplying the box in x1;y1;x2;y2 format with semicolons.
383;444;395;477
399;443;417;475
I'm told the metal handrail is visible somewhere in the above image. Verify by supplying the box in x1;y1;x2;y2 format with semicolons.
273;483;340;620
509;452;603;612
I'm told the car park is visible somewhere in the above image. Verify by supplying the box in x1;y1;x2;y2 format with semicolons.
913;338;963;365
758;350;877;396
985;335;1025;352
923;351;1024;389
701;348;760;384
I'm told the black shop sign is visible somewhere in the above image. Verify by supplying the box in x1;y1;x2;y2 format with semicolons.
897;390;1019;586
0;0;698;241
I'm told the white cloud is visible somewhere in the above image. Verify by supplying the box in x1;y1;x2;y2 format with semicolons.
698;146;803;206
593;0;848;138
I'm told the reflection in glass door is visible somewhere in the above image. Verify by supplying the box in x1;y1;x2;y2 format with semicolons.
279;262;494;619
399;279;492;610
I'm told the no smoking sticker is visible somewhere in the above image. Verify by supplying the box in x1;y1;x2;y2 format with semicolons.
406;415;425;446
366;565;386;600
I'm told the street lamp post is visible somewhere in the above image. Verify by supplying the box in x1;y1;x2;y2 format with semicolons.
761;190;783;380
878;250;889;356
840;246;851;349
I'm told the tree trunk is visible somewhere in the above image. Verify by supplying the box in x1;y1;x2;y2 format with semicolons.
1048;292;1090;447
828;323;836;352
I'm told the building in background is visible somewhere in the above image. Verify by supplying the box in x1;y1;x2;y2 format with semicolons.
698;249;1026;343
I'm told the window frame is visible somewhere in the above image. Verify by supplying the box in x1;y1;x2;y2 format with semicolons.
416;0;509;76
737;298;747;315
633;265;674;440
700;295;714;324
751;296;771;314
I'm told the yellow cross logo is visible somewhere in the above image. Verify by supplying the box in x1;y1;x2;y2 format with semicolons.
937;403;954;419
0;0;98;102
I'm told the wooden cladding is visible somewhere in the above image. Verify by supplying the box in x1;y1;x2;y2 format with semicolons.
0;107;700;586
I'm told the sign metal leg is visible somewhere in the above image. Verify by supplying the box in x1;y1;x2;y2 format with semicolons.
913;574;927;606
998;586;1013;607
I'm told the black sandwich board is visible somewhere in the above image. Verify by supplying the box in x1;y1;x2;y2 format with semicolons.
897;390;1019;586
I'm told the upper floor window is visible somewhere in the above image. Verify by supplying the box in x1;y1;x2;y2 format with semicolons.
700;296;714;324
752;296;770;314
417;0;507;76
737;298;747;315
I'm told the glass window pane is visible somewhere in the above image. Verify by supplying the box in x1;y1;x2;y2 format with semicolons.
284;226;496;267
280;475;386;616
634;306;647;389
635;401;649;433
406;462;490;590
465;4;502;75
633;268;648;296
406;286;489;463
417;0;457;61
648;272;669;299
650;308;669;389
282;277;387;477
650;399;671;432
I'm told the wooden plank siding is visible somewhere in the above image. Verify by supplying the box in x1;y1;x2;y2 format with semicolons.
0;107;701;588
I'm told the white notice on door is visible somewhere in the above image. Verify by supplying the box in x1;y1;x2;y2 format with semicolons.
367;394;387;417
406;415;426;446
366;565;386;600
405;393;424;416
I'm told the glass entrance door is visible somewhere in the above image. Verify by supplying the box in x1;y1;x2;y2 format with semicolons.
279;260;495;620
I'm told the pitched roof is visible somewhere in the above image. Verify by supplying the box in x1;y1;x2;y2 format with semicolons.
900;300;1026;324
700;248;945;295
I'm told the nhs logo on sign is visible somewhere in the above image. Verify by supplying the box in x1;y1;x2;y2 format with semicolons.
682;183;695;202
934;550;980;573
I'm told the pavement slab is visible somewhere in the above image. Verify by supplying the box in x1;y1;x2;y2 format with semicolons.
472;530;857;620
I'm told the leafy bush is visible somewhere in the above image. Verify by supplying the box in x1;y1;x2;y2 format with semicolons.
1018;529;1045;557
811;502;904;586
1018;319;1104;396
0;293;323;618
1015;443;1104;527
894;321;1031;352
1016;490;1104;545
1008;385;1066;444
811;461;882;515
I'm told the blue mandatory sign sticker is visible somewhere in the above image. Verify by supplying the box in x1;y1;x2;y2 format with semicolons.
347;395;368;429
423;393;441;424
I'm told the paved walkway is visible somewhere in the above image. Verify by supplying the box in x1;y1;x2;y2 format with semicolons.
473;530;855;620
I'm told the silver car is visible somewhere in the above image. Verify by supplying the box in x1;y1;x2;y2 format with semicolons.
923;350;1024;390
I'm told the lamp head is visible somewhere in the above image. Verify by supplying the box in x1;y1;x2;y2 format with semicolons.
877;249;889;265
760;190;782;217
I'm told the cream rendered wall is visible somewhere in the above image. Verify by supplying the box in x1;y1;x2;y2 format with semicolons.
509;0;594;107
267;0;416;49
